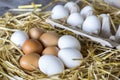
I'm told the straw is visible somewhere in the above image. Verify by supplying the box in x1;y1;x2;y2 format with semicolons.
0;0;120;80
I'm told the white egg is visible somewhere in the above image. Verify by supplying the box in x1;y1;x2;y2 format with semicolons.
10;30;29;49
82;15;101;35
64;1;80;13
51;5;69;19
80;6;94;19
67;13;84;28
38;55;64;76
58;35;81;50
58;48;83;68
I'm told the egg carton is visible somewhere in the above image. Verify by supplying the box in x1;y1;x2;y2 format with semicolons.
46;18;119;47
46;1;120;48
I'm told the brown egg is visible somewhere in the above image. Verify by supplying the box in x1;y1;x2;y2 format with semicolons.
20;53;40;71
42;46;59;56
39;32;59;47
22;39;43;55
29;27;44;40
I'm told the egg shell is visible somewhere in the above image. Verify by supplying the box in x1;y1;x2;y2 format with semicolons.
39;32;59;47
80;6;94;19
58;48;83;68
64;1;80;13
58;35;81;50
38;55;64;76
22;39;43;55
29;27;44;40
82;15;101;35
10;30;29;49
51;5;69;19
42;46;59;56
20;53;40;71
67;13;84;28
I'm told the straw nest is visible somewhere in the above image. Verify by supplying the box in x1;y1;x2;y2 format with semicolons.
0;0;120;80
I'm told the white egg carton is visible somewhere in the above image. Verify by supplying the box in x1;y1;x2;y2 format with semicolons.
46;1;120;48
46;18;119;48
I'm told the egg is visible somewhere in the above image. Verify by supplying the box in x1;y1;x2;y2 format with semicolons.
51;5;69;19
64;1;80;13
82;15;101;35
58;35;81;50
29;27;44;40
20;53;40;71
39;32;59;47
38;55;64;76
58;48;83;68
80;6;94;19
22;39;43;55
42;46;59;56
10;30;29;49
67;13;84;28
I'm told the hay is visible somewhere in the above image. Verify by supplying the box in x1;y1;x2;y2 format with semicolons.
0;0;120;80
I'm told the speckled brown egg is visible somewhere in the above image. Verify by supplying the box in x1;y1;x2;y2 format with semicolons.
39;32;59;47
42;46;59;56
20;53;40;71
22;39;43;55
29;27;44;40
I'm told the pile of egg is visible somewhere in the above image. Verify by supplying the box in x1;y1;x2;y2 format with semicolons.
10;27;83;76
51;1;117;40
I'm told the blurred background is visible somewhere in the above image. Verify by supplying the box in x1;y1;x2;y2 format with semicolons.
0;0;53;15
0;0;119;15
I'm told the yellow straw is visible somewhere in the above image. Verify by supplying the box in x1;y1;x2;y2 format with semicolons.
18;3;42;9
